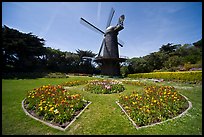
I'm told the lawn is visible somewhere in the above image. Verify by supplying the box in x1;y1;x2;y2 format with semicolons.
2;76;202;135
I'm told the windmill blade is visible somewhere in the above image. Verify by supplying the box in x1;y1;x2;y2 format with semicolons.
106;8;115;28
118;39;124;47
98;38;105;57
80;17;105;35
118;42;123;47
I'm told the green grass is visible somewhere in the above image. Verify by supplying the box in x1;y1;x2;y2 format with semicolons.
2;76;202;135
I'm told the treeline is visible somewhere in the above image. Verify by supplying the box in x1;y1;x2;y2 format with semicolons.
2;25;98;76
121;39;202;76
2;25;202;78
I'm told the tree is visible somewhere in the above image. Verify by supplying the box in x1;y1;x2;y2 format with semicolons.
76;49;96;60
127;57;151;73
159;43;177;53
164;56;183;70
76;49;97;74
2;25;45;72
193;39;202;50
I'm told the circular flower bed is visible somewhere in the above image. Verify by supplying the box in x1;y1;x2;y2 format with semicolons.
118;85;189;127
84;79;125;94
23;84;89;128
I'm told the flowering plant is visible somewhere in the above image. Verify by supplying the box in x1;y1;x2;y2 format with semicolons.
61;80;88;87
122;80;147;86
84;79;125;94
118;85;189;127
24;85;87;127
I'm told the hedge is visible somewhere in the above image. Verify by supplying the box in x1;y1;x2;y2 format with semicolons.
127;71;202;83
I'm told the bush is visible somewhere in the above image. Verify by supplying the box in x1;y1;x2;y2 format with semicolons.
128;71;202;83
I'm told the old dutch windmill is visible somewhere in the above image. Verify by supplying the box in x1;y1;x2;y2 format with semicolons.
80;8;126;76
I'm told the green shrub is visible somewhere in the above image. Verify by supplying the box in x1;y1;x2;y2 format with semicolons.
128;71;202;83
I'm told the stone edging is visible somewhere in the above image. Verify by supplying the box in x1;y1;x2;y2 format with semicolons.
22;98;92;131
116;93;192;129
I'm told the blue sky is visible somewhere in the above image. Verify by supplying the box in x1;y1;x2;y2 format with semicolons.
2;2;202;58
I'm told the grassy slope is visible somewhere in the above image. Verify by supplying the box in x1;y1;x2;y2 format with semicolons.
2;77;202;135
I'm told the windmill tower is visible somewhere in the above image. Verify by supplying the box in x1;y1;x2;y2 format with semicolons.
80;8;126;76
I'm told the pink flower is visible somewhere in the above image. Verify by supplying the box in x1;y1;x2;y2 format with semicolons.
105;85;111;90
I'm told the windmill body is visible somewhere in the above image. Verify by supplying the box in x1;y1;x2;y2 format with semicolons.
80;8;126;76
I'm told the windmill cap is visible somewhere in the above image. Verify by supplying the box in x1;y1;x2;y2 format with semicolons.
105;26;115;33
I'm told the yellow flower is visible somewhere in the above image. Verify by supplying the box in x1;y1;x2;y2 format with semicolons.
153;100;157;103
132;102;136;105
54;109;59;114
39;106;43;111
49;107;54;112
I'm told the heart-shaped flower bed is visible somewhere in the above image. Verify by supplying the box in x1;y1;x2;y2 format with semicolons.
83;79;125;94
22;84;90;130
117;85;191;128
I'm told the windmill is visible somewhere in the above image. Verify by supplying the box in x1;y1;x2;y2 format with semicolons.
80;8;126;76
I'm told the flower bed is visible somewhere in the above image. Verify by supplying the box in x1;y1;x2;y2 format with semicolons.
122;80;147;86
60;80;88;87
118;85;189;127
84;79;125;94
23;85;89;129
127;71;202;83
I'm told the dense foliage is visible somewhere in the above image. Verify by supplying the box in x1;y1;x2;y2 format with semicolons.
118;85;189;127
2;25;98;77
128;71;202;83
2;25;46;72
84;79;125;94
24;85;88;127
125;42;202;74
